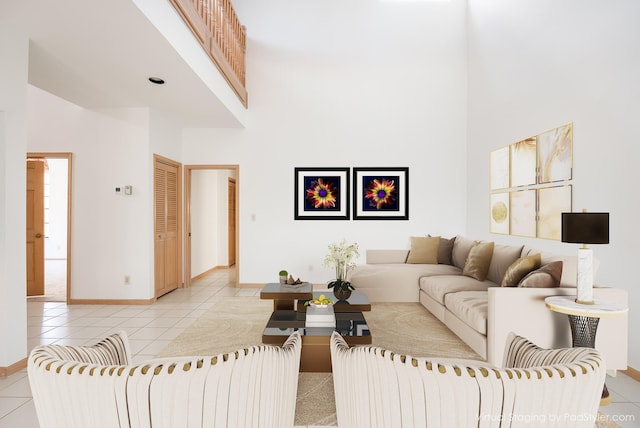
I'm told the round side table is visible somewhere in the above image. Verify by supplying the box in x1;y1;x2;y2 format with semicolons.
545;295;628;406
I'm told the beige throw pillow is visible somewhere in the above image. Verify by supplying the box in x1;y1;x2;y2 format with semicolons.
462;241;495;281
451;236;478;269
486;244;524;284
518;261;563;288
500;253;542;287
406;236;440;264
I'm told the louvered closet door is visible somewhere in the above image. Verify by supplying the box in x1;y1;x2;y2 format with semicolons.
154;159;179;297
26;160;45;296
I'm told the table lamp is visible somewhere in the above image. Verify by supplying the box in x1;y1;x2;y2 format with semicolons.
561;210;609;305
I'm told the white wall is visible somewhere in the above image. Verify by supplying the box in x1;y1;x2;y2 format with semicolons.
27;87;155;300
149;109;182;162
216;170;233;266
191;170;219;276
182;0;469;284
44;158;68;259
0;16;28;367
191;169;235;276
466;0;640;368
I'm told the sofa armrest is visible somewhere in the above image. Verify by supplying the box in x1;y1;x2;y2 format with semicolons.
487;287;628;370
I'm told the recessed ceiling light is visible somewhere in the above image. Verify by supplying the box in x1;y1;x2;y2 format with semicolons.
148;77;165;85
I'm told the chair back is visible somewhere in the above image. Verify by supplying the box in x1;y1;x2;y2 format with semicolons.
28;331;302;428
330;331;605;428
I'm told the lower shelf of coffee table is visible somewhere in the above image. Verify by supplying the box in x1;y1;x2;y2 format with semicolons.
262;310;371;372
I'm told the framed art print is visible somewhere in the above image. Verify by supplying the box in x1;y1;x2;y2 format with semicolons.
294;167;350;220
537;185;572;240
510;136;537;187
538;123;573;184
510;189;537;238
490;192;510;234
353;167;408;220
490;146;510;190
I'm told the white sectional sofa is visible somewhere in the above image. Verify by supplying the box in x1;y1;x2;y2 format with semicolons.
349;235;628;370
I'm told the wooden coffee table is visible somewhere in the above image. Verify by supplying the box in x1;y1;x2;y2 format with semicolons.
260;283;372;372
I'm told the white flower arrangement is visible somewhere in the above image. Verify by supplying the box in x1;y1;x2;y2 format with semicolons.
322;239;360;290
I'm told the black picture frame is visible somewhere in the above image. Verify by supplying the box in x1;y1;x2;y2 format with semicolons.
353;167;409;220
294;167;350;220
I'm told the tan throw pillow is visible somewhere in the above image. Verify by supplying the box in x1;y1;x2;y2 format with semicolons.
501;253;542;287
451;236;478;269
518;261;563;288
406;236;440;264
462;241;495;281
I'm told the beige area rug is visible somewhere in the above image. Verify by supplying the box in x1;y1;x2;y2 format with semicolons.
157;297;617;427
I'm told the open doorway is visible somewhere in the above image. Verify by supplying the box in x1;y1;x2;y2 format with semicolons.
26;152;72;302
184;165;239;288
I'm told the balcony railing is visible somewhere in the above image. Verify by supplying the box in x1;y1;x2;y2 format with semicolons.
170;0;248;107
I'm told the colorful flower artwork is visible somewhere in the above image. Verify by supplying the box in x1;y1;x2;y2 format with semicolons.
363;177;398;211
295;168;350;220
304;177;339;210
353;168;409;220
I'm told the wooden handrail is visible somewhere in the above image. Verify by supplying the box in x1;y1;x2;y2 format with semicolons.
170;0;248;107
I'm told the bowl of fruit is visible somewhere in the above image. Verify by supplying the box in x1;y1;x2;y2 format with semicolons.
304;294;333;309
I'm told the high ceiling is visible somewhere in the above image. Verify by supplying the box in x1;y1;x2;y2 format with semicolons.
4;0;243;127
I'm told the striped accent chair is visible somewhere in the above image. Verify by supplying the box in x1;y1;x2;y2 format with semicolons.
28;331;302;428
330;332;605;428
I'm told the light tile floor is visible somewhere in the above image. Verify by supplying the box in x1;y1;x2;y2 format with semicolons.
1;268;638;427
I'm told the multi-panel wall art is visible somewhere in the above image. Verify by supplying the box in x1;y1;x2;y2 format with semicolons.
294;167;409;220
489;123;573;240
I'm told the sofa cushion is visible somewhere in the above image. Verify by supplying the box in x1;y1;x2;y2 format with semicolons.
486;244;524;285
500;253;541;287
444;291;488;335
366;250;409;264
463;241;494;281
351;263;461;291
518;261;563;288
406;236;440;264
451;236;478;269
420;275;493;305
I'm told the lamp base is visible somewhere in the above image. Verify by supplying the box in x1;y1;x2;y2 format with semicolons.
575;298;595;305
576;247;594;305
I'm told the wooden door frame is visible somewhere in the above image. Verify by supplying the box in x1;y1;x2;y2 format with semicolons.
26;152;72;303
227;177;236;267
184;165;239;288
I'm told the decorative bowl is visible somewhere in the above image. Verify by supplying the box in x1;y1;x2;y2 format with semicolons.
305;294;333;308
309;302;332;309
